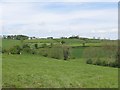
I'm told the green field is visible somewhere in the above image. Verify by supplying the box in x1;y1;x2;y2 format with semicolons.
2;38;119;88
2;54;118;88
2;39;22;49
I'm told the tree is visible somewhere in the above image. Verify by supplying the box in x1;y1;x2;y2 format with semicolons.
63;47;70;60
61;40;65;44
82;42;85;47
22;44;32;53
41;43;47;48
3;35;7;39
69;35;79;39
50;43;53;48
35;44;38;49
9;45;21;54
61;37;67;39
22;44;30;49
15;35;29;40
7;35;12;39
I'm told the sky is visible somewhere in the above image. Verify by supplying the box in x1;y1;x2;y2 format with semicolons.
0;0;119;39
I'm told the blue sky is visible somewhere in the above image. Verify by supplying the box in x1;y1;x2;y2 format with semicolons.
0;1;118;39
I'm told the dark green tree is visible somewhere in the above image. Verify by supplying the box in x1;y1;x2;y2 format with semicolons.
35;44;38;49
63;47;70;60
61;41;65;44
10;45;21;54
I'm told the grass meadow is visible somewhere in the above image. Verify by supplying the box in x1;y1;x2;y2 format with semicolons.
2;38;119;88
2;54;118;88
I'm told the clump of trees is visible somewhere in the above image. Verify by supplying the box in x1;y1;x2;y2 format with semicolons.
50;45;63;59
84;43;119;68
34;44;38;49
2;44;36;55
86;57;118;68
61;40;65;44
22;44;31;53
69;35;79;39
3;35;29;40
63;47;70;60
41;43;47;48
9;45;22;54
2;39;71;60
36;44;70;60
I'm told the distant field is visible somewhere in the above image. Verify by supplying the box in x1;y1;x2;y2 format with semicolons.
69;42;101;47
25;39;102;47
2;54;118;88
71;47;86;58
3;39;117;48
2;39;22;49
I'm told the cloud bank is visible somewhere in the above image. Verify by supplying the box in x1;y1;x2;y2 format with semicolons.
1;2;118;39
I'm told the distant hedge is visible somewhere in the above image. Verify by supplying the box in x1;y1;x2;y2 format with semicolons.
84;43;119;68
86;57;119;68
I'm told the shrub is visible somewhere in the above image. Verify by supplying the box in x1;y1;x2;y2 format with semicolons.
86;59;92;64
23;48;31;53
109;62;117;67
50;45;63;59
9;45;21;54
43;53;48;57
34;44;38;49
49;43;53;48
22;44;30;49
71;56;76;59
61;41;65;44
95;58;102;65
84;45;118;68
36;44;70;60
22;44;32;54
31;49;37;54
101;61;107;66
41;43;47;48
2;49;7;53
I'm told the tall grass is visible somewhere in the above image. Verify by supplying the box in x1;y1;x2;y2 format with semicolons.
83;42;118;67
36;44;64;59
36;44;71;60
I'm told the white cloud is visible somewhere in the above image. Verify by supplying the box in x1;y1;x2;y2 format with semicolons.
3;4;117;25
91;28;118;33
0;3;3;34
1;0;119;2
1;2;118;39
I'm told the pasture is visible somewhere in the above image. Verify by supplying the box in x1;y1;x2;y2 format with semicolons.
2;54;118;88
2;38;119;88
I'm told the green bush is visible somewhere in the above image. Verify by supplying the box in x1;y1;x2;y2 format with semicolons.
22;44;34;54
34;44;38;49
86;59;92;64
49;45;63;59
41;43;47;48
38;45;66;60
23;47;31;53
22;44;30;49
109;60;118;67
2;49;7;53
86;57;119;68
43;53;48;57
95;58;102;65
9;45;21;54
71;56;76;59
84;45;118;68
101;61;107;66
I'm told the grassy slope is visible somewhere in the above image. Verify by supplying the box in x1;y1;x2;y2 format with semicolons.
2;39;22;49
2;54;118;88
